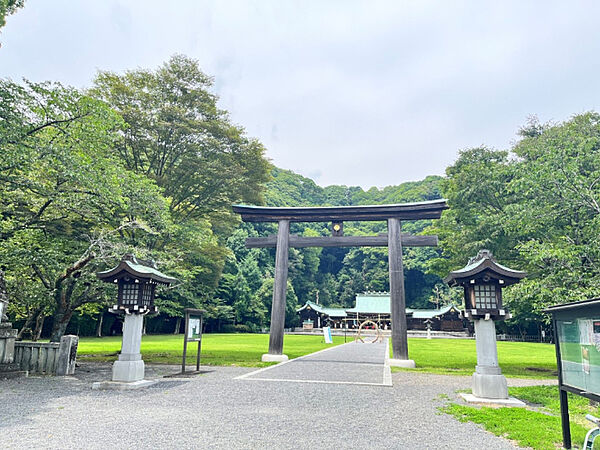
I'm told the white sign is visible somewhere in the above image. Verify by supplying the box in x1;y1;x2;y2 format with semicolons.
323;326;333;344
188;317;201;340
579;319;593;345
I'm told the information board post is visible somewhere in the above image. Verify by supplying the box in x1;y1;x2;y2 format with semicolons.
181;308;205;374
552;314;571;449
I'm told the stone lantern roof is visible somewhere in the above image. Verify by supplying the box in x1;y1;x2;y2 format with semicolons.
97;254;176;285
444;249;526;287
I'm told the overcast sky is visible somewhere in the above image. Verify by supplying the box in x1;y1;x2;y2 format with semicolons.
2;1;600;188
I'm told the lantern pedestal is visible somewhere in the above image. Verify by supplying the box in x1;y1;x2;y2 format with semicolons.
458;319;525;407
112;313;145;382
472;318;509;398
93;314;157;390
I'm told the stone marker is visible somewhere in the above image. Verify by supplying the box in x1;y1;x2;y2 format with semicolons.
56;335;79;376
0;269;22;378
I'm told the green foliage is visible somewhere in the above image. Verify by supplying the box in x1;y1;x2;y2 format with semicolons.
91;54;270;226
255;277;299;327
88;55;271;333
0;78;171;340
430;113;600;330
1;55;271;339
0;0;23;30
238;167;446;311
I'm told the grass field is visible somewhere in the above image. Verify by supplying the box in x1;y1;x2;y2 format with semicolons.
391;338;557;378
77;333;345;367
78;333;558;376
442;385;599;450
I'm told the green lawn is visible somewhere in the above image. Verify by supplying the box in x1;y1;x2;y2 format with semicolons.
391;338;557;378
79;334;557;376
77;333;345;367
442;385;599;450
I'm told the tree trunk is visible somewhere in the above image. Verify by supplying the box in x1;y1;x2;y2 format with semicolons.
0;269;9;322
49;301;74;342
33;314;45;341
17;310;37;339
96;313;104;337
173;316;182;334
49;252;95;342
142;316;147;336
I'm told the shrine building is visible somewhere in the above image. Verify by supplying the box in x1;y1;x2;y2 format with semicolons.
297;292;466;331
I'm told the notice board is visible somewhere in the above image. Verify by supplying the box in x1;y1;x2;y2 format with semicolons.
554;308;600;396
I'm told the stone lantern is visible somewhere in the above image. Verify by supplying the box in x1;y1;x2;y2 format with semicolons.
445;249;525;403
94;254;175;389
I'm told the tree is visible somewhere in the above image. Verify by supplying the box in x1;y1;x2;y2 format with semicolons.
91;55;272;332
0;0;23;31
91;54;271;227
0;79;171;341
429;113;600;328
256;278;299;328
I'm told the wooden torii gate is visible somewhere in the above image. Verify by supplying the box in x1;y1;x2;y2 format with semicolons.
232;199;448;365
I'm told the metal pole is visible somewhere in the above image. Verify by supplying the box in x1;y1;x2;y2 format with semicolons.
268;219;290;355
182;311;189;374
553;315;571;449
388;218;408;360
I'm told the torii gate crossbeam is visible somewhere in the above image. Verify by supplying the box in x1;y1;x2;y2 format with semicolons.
232;199;448;366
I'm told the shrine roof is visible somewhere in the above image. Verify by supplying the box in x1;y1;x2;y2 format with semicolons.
233;199;448;223
97;254;176;285
296;301;347;317
297;295;461;318
346;293;392;314
444;250;526;286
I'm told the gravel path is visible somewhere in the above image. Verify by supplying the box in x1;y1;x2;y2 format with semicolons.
0;354;554;449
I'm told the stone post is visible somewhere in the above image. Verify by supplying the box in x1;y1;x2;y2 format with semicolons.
112;313;145;382
0;324;17;365
56;335;79;376
0;269;20;376
472;318;508;399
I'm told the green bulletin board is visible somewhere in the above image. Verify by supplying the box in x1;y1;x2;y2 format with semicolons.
546;298;600;449
557;316;600;396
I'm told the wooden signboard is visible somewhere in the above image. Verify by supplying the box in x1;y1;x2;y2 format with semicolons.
182;308;206;374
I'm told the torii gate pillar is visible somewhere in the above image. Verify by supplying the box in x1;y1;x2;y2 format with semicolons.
388;218;415;367
262;220;290;362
